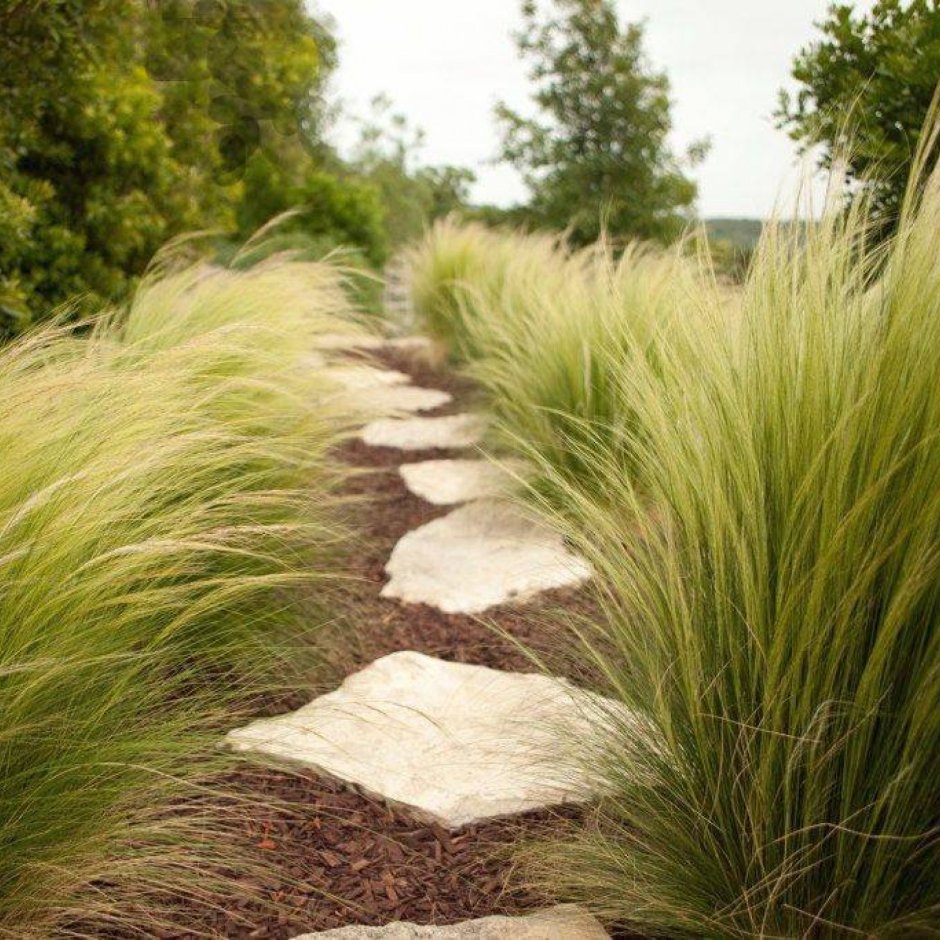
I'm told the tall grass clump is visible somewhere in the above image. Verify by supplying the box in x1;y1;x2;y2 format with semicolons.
98;253;359;675
407;218;540;361
408;220;698;511
525;158;940;934
112;254;356;524
0;254;357;934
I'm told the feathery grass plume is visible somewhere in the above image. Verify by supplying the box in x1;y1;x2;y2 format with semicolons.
522;155;940;933
96;256;361;677
406;218;537;362
407;219;701;512
120;247;359;348
0;255;357;933
465;237;698;513
111;250;373;455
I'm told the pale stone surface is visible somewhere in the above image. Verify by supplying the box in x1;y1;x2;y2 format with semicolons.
316;332;387;351
399;459;524;506
381;500;591;614
382;336;434;355
294;906;608;938
325;366;411;391
353;384;452;415
302;350;328;370
360;414;485;450
227;651;616;829
313;333;435;356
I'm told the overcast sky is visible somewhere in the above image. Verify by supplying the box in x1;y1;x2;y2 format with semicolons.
314;1;874;219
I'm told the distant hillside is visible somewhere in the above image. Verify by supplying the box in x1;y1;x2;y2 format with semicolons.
704;218;764;250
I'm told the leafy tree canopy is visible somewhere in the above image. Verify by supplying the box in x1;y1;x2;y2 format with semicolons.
496;0;708;245
777;0;940;233
0;0;388;331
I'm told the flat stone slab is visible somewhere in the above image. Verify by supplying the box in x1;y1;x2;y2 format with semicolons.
381;500;591;614
355;384;452;415
360;414;485;450
326;366;411;391
302;351;328;369
227;651;616;829
314;334;435;357
382;336;435;355
295;905;607;938
316;332;387;351
399;459;524;506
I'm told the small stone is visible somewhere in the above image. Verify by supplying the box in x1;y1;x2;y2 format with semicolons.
399;459;525;506
227;652;620;830
354;385;452;415
325;366;411;391
291;906;607;937
302;351;328;369
381;500;591;614
381;336;435;355
360;414;485;451
316;333;387;351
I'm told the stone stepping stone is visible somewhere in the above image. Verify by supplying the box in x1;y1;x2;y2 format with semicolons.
324;366;448;415
360;414;485;451
316;332;387;351
294;905;608;937
227;651;619;829
381;500;591;614
354;384;452;415
326;366;411;391
315;334;434;357
382;336;434;355
399;459;524;506
303;350;328;369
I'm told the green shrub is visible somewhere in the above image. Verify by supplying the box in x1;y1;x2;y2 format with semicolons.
0;1;347;330
236;158;389;269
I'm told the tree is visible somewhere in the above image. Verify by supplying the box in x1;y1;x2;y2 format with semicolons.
0;0;346;330
0;1;176;326
417;165;477;220
146;0;335;182
349;95;477;248
777;1;940;234
495;0;707;245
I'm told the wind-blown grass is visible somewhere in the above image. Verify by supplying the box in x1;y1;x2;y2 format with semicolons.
409;166;940;936
515;172;940;932
407;219;529;363
0;254;357;935
407;220;699;511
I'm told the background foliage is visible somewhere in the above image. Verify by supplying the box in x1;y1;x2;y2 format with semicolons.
778;0;940;235
0;0;468;335
495;0;707;245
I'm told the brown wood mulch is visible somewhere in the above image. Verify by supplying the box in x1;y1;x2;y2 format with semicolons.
146;344;605;939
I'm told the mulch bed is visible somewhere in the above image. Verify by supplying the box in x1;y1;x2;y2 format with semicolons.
324;435;600;678
175;769;582;939
138;343;607;938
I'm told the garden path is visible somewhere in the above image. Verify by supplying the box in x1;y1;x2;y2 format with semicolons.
214;286;614;938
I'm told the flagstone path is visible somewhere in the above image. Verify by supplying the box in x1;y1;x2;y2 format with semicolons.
360;414;486;450
224;320;611;938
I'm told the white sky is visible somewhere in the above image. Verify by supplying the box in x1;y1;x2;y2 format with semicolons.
313;1;874;218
